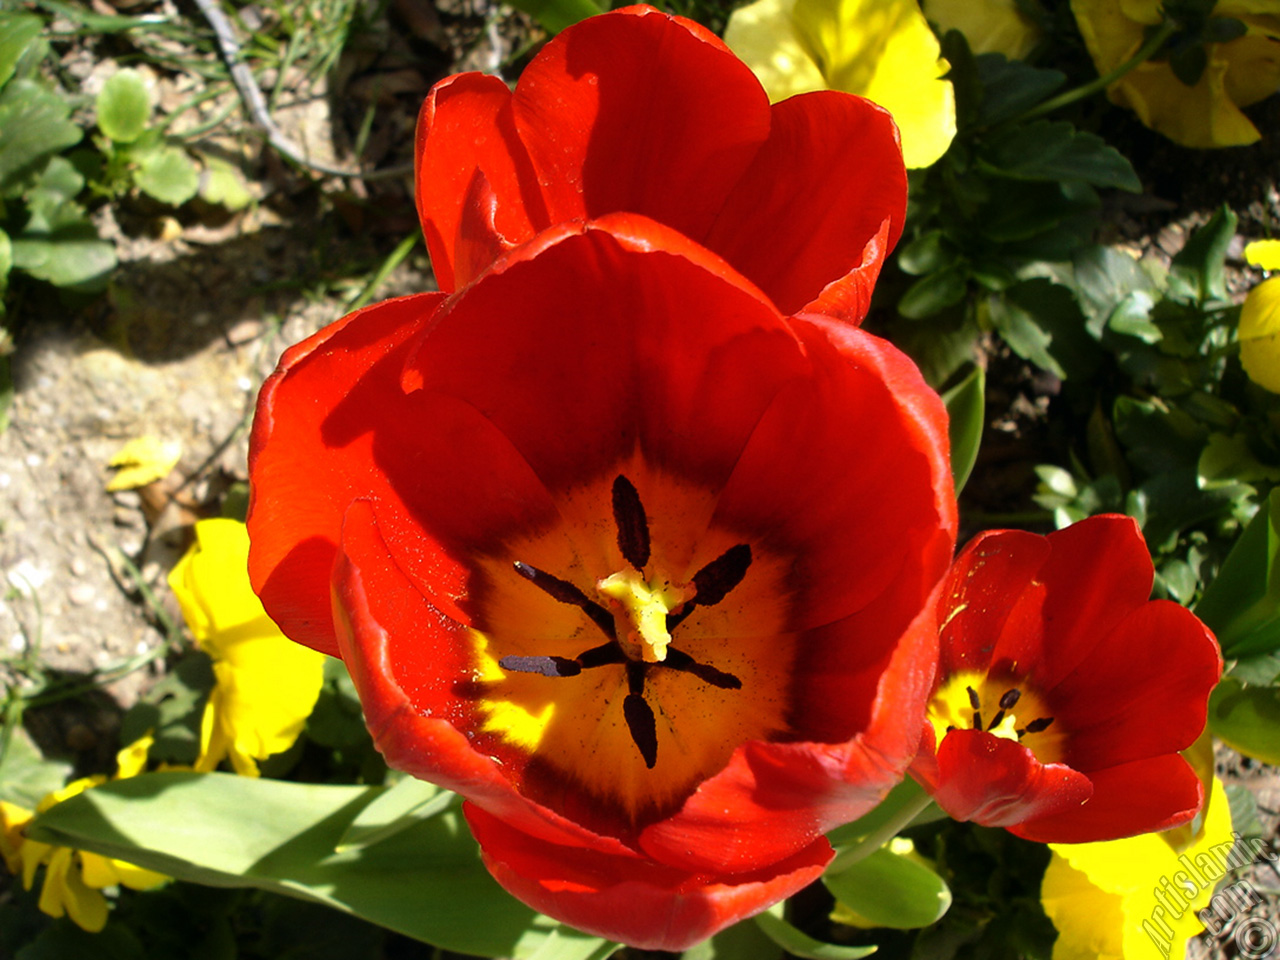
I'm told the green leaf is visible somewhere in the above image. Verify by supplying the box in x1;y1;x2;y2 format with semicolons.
30;772;602;958
0;726;72;808
11;222;116;290
824;844;951;930
753;911;876;960
978;120;1140;192
1199;433;1280;490
1208;678;1280;765
0;79;83;190
984;280;1098;380
1227;652;1280;686
897;231;957;277
197;154;252;210
1070;245;1157;338
0;13;42;89
0;225;10;293
134;145;199;206
974;55;1066;127
502;0;602;32
16;919;146;960
898;265;968;319
97;68;151;144
1194;488;1280;659
1168;205;1236;304
682;915;783;960
335;777;454;851
941;364;984;495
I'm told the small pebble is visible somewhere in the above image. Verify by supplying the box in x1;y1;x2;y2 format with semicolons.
68;583;96;606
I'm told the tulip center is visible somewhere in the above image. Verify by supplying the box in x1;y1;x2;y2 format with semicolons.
927;671;1064;764
467;469;794;819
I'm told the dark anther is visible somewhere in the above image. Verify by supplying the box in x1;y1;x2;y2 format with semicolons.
660;648;742;689
513;561;617;639
612;475;651;571
623;693;658;768
626;660;647;695
986;710;1006;731
576;642;626;669
691;545;753;606
966;686;981;710
1022;716;1055;734
998;688;1022;710
499;655;582;678
972;711;983;731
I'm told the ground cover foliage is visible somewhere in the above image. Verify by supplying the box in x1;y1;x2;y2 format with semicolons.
0;0;1278;958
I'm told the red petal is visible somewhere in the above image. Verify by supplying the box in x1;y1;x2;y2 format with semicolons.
512;7;770;240
705;92;906;321
332;499;637;857
926;729;1092;828
1012;754;1205;843
401;215;809;496
712;313;956;632
465;802;832;951
1052;600;1220;771
638;583;939;875
248;292;562;656
415;73;544;293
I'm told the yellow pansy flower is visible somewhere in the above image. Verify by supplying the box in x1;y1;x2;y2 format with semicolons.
1041;773;1239;960
1239;275;1280;393
923;0;1040;60
1245;239;1280;271
1071;0;1280;148
168;518;326;776
0;736;169;933
724;0;957;168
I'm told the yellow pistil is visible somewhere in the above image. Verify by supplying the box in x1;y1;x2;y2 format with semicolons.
928;669;1065;764
596;570;694;663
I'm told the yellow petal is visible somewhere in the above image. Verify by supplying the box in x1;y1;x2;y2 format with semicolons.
725;0;955;167
1245;239;1280;271
1241;276;1280;392
114;734;155;780
38;848;109;933
0;801;33;874
922;0;1040;60
106;435;182;492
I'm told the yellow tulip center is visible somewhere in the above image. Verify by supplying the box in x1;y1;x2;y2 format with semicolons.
467;468;794;821
927;670;1065;764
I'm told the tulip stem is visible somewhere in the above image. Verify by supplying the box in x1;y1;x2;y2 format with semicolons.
825;789;937;874
1015;20;1179;124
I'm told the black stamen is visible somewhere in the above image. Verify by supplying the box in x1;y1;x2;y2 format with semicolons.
665;604;695;634
1023;716;1055;734
576;642;626;669
966;686;981;710
513;561;616;639
499;655;582;678
626;660;647;696
691;544;752;606
998;688;1022;710
972;711;984;730
612;475;650;570
623;693;658;768
986;709;1006;731
660;647;742;689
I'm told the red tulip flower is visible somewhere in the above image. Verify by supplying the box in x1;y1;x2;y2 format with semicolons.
415;5;907;326
248;7;952;950
911;516;1222;844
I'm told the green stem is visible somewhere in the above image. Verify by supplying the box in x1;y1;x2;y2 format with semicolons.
1016;20;1179;124
827;789;937;874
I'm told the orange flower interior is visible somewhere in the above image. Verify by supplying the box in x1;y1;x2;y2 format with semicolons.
465;463;795;822
927;670;1065;764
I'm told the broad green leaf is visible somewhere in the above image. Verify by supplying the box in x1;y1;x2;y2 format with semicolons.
31;772;601;959
0;13;42;89
336;776;453;851
97;68;151;144
1194;488;1280;659
1168;206;1236;305
0;225;10;293
941;364;984;495
0;726;72;808
683;915;783;960
15;919;146;960
1199;433;1280;490
1070;245;1156;338
1208;678;1280;765
984;280;1099;381
823;844;951;930
11;222;116;290
897;231;957;277
1227;652;1280;686
0;79;82;189
197;154;252;210
503;0;602;32
826;778;935;853
135;145;199;206
974;55;1066;127
24;155;87;233
753;911;876;960
978;120;1140;192
898;265;967;320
